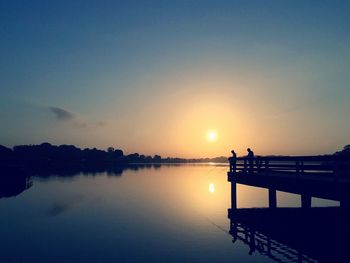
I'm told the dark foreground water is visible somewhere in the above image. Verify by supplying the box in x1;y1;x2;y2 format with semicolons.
0;164;339;263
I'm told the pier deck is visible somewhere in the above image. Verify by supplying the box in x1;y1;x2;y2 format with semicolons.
227;155;350;208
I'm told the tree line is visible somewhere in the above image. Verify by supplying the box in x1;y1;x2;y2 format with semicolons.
2;142;348;169
0;142;229;167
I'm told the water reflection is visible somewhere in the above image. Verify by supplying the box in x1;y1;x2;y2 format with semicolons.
0;164;163;199
0;172;32;199
1;164;345;263
228;207;349;262
0;164;236;263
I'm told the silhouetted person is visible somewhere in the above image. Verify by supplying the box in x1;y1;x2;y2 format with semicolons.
228;150;237;172
247;148;254;173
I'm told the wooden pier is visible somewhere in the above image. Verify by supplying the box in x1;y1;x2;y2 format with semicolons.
227;155;350;209
227;155;350;262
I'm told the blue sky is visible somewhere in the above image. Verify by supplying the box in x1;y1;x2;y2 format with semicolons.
1;0;349;156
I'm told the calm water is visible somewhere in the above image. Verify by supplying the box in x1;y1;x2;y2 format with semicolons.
0;164;339;263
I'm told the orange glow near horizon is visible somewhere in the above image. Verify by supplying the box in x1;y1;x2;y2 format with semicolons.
57;71;344;158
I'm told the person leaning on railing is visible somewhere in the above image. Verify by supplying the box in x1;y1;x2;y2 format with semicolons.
228;150;237;172
247;148;254;173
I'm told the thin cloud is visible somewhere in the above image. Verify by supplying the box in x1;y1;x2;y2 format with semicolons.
96;121;106;127
48;106;105;129
49;107;75;121
73;120;88;128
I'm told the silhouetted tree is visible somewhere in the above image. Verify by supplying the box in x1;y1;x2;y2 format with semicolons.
343;145;350;153
107;147;115;153
106;147;124;163
0;145;12;161
335;145;350;157
114;149;123;158
153;155;161;162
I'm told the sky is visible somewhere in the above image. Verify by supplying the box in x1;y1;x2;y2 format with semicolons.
1;0;350;157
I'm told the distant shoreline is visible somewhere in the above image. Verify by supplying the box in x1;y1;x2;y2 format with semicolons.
1;142;349;177
0;142;230;168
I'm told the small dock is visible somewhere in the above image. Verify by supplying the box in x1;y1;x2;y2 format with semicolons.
227;155;350;262
227;155;350;209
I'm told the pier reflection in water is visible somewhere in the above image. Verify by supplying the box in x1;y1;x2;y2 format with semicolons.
228;207;349;262
227;156;350;262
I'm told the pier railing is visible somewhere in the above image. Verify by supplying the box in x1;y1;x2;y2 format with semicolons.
229;155;350;178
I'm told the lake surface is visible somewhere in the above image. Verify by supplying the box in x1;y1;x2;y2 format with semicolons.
0;164;339;263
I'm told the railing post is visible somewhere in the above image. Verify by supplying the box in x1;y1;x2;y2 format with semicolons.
300;161;304;174
244;159;248;173
269;188;277;209
256;157;261;173
231;161;236;173
296;160;300;174
264;160;269;173
301;194;311;209
296;160;304;175
249;157;254;173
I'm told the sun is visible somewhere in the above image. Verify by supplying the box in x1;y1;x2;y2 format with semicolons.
209;183;215;193
207;130;218;142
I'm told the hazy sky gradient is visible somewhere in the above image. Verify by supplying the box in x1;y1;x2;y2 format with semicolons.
1;0;349;157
